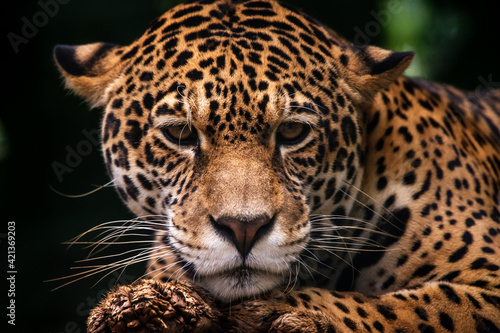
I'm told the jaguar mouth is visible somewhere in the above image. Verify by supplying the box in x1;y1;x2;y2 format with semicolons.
218;265;272;280
196;265;284;301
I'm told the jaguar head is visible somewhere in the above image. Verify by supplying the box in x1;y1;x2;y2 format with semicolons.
55;0;412;300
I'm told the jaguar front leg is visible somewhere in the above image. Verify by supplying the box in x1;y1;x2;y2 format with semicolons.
222;282;500;333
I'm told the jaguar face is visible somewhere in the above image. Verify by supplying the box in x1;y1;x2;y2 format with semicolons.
54;0;412;300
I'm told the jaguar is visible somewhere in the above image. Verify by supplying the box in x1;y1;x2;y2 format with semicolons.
54;0;500;332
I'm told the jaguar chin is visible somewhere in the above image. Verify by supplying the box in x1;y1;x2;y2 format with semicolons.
198;267;284;301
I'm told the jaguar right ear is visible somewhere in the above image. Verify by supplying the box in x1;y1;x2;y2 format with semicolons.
340;45;414;107
54;42;127;107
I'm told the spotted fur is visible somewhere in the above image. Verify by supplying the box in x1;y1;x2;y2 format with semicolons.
55;0;500;332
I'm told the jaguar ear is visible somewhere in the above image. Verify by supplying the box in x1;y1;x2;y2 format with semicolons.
341;45;414;107
54;43;125;107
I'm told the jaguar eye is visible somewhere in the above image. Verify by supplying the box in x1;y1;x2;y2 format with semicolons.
276;122;310;145
161;125;198;146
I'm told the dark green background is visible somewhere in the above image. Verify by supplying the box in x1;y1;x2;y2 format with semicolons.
3;0;499;331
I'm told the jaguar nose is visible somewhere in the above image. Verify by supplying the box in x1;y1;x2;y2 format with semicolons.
211;215;275;258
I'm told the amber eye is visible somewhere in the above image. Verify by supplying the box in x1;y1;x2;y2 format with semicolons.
276;122;310;145
161;125;198;146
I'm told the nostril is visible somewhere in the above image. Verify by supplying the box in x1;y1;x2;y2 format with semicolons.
210;216;235;243
210;215;275;258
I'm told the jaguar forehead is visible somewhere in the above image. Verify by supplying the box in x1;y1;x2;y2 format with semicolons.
116;0;345;93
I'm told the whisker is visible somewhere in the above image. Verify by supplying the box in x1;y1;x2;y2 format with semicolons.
49;179;116;199
143;259;184;282
48;215;165;291
141;251;179;280
340;180;405;233
307;244;358;272
74;246;157;263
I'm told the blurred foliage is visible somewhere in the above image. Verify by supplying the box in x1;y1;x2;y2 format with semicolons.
380;0;468;79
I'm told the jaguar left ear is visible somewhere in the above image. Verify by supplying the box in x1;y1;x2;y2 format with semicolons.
54;42;126;107
341;45;414;107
